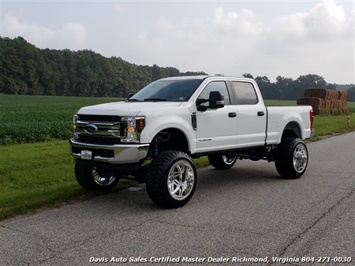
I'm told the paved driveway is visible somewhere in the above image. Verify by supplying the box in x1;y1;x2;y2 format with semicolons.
1;132;354;266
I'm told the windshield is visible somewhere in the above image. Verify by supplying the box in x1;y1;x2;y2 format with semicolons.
128;78;203;102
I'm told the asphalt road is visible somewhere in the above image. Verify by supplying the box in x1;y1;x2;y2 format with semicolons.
1;132;354;266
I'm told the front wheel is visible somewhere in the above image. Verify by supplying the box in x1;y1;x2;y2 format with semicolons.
75;162;118;191
275;137;309;179
146;150;197;208
208;154;237;169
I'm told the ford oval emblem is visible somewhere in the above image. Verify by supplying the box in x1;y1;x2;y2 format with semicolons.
85;124;98;134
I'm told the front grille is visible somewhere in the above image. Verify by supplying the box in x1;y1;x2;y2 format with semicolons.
77;114;121;122
75;114;125;145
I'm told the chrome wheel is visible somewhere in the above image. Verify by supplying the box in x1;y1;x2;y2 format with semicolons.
75;163;119;191
275;137;308;179
208;153;237;169
293;143;308;173
222;155;237;165
146;151;197;208
93;168;117;187
167;160;195;201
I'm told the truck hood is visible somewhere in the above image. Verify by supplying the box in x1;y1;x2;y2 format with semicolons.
77;101;184;116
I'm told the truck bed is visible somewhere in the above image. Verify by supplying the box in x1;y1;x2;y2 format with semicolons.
266;105;313;145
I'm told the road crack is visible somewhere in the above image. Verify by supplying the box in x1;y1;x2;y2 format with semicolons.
274;186;355;261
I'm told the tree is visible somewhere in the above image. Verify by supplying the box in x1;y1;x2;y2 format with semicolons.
1;36;348;99
275;76;294;100
255;76;274;99
242;73;254;79
293;74;327;99
348;87;355;102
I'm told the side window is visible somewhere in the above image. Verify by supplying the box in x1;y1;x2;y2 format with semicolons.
232;82;258;105
198;81;231;106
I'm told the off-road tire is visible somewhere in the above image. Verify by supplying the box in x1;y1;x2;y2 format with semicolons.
146;150;197;208
75;162;118;191
275;137;308;179
208;154;237;169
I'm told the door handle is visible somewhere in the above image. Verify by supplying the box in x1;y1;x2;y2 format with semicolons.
229;112;237;117
257;111;265;116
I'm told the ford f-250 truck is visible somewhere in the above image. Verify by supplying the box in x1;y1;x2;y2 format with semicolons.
70;76;314;208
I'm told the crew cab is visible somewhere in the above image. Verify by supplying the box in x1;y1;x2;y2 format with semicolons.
70;76;314;208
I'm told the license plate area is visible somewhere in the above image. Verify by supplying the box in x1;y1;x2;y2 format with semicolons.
81;150;92;160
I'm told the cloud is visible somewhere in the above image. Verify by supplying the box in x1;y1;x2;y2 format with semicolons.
258;1;354;82
273;1;350;41
128;7;264;73
3;13;88;50
211;7;264;36
2;1;353;83
126;1;353;83
113;3;124;13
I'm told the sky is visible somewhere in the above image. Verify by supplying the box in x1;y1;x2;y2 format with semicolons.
1;0;354;84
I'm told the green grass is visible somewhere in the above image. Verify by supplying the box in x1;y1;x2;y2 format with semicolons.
313;114;355;137
0;141;85;221
0;95;123;145
0;96;354;222
265;99;297;106
0;140;209;222
0;140;141;221
347;101;355;113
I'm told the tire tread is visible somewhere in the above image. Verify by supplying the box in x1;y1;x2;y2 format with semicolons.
275;137;308;179
146;150;196;208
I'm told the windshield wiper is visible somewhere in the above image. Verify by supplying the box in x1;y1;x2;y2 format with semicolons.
144;98;167;101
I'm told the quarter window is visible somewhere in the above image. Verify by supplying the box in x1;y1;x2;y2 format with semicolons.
232;82;258;105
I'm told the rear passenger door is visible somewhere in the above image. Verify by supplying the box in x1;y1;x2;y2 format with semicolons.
231;81;267;148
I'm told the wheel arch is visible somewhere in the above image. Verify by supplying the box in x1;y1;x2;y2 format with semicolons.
150;127;191;154
281;121;302;140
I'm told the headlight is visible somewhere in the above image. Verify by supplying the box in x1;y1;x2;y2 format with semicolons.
121;117;145;143
73;115;78;130
72;115;79;139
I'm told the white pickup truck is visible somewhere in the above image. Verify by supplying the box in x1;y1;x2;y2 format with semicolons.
70;75;314;208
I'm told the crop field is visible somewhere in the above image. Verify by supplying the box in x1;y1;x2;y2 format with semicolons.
0;94;124;145
0;95;354;146
0;95;354;145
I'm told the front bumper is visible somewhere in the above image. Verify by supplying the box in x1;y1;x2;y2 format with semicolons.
69;138;150;164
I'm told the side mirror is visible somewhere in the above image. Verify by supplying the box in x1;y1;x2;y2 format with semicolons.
209;91;224;109
196;98;208;105
196;98;208;112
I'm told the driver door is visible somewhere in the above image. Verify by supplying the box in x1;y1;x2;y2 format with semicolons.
195;81;238;153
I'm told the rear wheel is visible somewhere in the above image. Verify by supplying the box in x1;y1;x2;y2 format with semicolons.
146;150;196;208
208;154;237;169
275;137;308;179
75;162;118;191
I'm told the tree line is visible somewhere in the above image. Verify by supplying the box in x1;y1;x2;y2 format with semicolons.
1;36;354;101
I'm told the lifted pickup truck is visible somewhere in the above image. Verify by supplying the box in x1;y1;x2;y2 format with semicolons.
70;76;314;208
